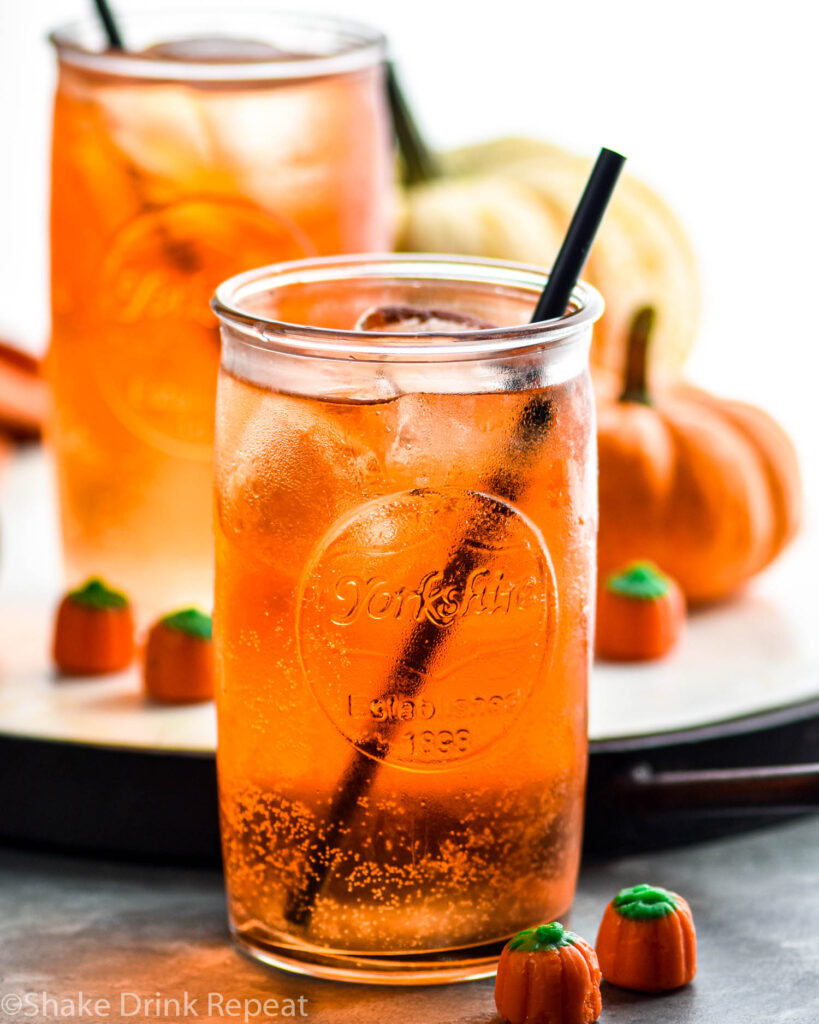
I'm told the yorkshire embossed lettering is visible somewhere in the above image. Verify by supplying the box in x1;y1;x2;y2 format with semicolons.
106;257;216;327
297;488;557;773
330;568;543;627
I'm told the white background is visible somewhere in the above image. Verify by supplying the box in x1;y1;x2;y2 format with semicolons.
1;0;817;498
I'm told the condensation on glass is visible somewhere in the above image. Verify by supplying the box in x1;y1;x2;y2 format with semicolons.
212;254;603;983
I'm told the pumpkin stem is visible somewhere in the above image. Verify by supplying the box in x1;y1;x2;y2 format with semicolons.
508;921;577;952
68;577;129;611
612;883;678;921
619;306;655;405
605;562;670;600
160;607;212;640
385;62;440;186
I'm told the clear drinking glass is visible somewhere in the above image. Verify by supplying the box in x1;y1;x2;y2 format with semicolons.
48;11;393;615
211;254;603;983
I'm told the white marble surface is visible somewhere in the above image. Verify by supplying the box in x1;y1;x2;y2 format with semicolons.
1;447;817;752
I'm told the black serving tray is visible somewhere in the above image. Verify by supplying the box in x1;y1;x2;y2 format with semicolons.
0;696;817;865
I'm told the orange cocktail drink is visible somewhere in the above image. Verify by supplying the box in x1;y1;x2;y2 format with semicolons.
212;255;603;983
48;12;393;613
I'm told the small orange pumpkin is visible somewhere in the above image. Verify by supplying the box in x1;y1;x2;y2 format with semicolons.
597;307;801;604
53;578;134;676
595;883;696;992
495;922;602;1024
144;608;214;704
596;561;685;661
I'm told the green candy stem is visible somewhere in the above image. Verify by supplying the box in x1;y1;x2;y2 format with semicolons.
606;562;670;600
613;884;678;921
160;608;212;640
507;921;578;953
68;578;129;611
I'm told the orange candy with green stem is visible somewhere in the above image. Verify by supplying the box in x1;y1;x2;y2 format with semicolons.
53;577;135;675
144;608;214;704
595;884;697;992
596;561;685;661
495;922;602;1024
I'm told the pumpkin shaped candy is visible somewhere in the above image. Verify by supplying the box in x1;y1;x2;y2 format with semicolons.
495;921;602;1024
596;561;685;662
53;577;135;676
595;884;696;993
144;608;214;704
597;307;801;604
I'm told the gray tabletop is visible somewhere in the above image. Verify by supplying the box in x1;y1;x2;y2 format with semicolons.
1;816;817;1024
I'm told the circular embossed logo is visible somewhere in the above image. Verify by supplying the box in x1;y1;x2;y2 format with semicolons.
297;488;558;771
96;198;314;460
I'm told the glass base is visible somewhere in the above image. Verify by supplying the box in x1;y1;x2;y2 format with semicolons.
231;925;506;985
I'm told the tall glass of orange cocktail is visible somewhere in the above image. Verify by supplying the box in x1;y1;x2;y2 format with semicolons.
48;12;393;613
212;254;603;983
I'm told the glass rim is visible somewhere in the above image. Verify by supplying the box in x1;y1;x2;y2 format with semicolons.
49;8;387;82
211;254;605;363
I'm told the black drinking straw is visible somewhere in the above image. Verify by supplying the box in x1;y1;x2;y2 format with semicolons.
283;146;625;928
93;0;124;50
385;62;440;185
532;147;625;321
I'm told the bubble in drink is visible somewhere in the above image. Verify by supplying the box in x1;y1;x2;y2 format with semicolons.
355;305;496;332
